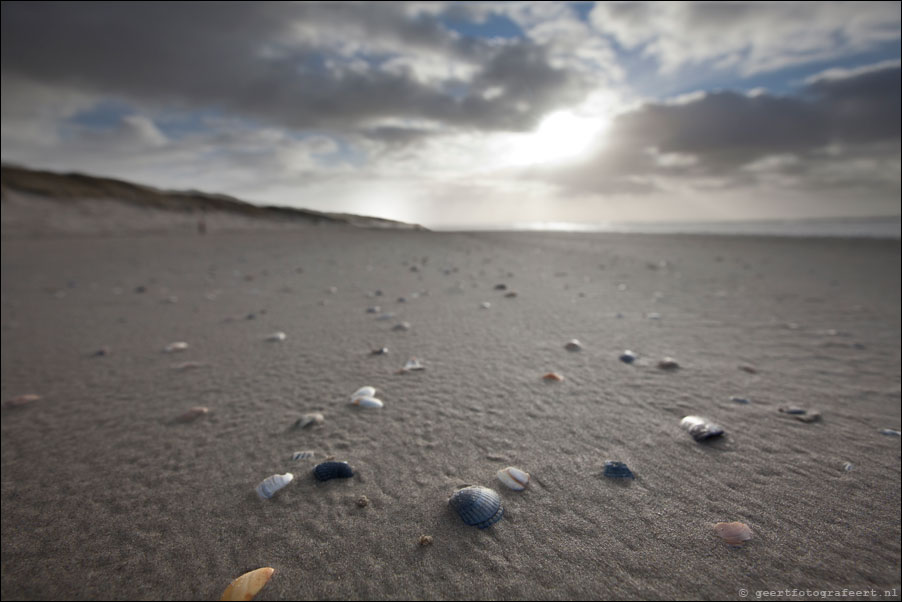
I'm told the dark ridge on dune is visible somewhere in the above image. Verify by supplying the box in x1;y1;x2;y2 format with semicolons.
0;164;425;230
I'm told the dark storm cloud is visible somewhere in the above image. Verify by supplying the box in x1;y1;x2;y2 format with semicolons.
0;1;585;133
544;64;901;194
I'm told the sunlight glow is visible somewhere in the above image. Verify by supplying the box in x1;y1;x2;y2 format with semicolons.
504;110;609;167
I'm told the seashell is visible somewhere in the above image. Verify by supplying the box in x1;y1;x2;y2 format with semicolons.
480;301;491;309
680;415;725;441
314;461;354;481
292;450;315;461
564;339;582;351
619;350;636;364
356;495;369;507
370;347;389;355
164;341;189;353
496;467;530;491
351;386;376;400
401;357;424;372
542;372;564;381
448;486;503;529
5;394;41;408
714;521;753;546
176;406;209;422
256;472;294;499
220;567;275;602
603;461;635;479
880;428;901;437
265;331;286;342
392;321;411;331
351;396;384;409
657;357;680;370
294;412;324;428
729;396;750;404
418;534;434;546
366;306;381;313
842;461;855;472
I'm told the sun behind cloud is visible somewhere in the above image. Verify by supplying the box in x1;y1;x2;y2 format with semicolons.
503;109;609;167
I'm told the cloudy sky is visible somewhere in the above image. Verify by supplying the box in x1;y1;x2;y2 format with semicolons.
2;1;899;228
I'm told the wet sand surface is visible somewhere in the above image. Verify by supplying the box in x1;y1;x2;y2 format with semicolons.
2;227;900;600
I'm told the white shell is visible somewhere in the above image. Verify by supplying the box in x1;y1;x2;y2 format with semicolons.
480;301;491;309
351;386;376;400
564;339;582;351
164;341;189;353
256;472;294;499
352;396;384;409
292;450;315;461
497;466;530;491
265;331;287;342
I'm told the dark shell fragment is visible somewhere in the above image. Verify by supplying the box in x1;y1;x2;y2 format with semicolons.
314;461;354;481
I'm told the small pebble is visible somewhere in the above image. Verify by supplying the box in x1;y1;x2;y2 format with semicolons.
366;306;381;313
779;407;821;422
91;347;111;357
418;535;434;546
504;291;518;298
729;396;750;404
370;347;389;355
480;301;491;309
564;339;582;352
657;357;680;370
392;322;411;332
356;495;370;508
494;284;507;290
619;350;636;364
603;461;635;480
739;364;758;374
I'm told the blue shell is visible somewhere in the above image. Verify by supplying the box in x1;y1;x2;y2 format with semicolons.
313;461;354;481
688;421;724;441
448;486;503;529
619;351;636;364
603;461;635;479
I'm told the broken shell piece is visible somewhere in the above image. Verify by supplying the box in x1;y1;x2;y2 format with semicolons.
603;461;635;480
730;396;750;404
5;394;41;408
880;428;901;437
842;462;855;472
779;407;821;422
449;486;503;529
292;450;315;461
176;406;209;422
480;301;491;309
171;361;207;371
265;331;286;342
657;357;680;370
294;413;324;429
497;466;530;491
392;321;411;331
256;473;294;499
680;415;725;441
564;339;582;351
351;397;384;409
314;461;354;481
401;358;425;372
714;521;753;546
351;386;376;400
542;372;564;381
220;567;275;602
164;341;189;353
619;350;637;364
370;347;389;355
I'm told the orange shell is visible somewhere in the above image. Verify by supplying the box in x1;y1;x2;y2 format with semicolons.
220;567;275;601
542;372;564;381
714;521;753;546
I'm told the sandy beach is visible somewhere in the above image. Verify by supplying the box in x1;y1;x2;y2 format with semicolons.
2;226;900;600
